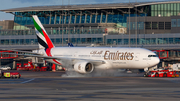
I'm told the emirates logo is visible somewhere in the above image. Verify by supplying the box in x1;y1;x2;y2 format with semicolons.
78;64;81;70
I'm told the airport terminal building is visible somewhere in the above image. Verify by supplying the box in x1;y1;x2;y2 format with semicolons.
0;1;180;50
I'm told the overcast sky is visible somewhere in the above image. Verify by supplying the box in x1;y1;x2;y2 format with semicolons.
0;0;171;21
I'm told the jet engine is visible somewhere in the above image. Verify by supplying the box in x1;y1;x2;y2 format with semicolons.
74;61;94;74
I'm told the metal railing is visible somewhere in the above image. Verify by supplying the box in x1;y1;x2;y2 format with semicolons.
0;28;106;36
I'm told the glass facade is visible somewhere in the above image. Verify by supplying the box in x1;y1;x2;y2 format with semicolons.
128;22;144;30
0;28;180;46
2;2;180;48
0;28;105;35
172;19;180;27
13;8;148;30
2;36;180;46
106;37;180;45
12;3;180;30
151;3;180;17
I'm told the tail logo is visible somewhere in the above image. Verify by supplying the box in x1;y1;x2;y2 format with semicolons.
32;15;54;49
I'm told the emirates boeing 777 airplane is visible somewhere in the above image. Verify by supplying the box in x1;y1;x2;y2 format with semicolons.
1;15;160;74
30;15;160;74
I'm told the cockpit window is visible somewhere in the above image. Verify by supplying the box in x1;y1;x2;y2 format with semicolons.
148;55;158;57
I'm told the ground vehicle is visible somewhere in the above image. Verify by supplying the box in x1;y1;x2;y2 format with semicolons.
0;70;21;78
0;66;11;70
16;62;48;71
144;69;179;77
172;64;180;72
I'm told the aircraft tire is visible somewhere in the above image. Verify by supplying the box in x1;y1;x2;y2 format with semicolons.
144;74;148;77
1;74;4;78
16;75;19;79
12;75;16;79
155;73;159;77
163;73;167;77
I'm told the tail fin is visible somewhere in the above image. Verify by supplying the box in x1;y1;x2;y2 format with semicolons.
32;15;55;49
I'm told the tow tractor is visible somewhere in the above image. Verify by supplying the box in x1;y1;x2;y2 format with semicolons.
0;70;21;79
144;69;179;77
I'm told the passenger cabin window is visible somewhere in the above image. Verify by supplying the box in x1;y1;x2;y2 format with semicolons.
148;55;157;57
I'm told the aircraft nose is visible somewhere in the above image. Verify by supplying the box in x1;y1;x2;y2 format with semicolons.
155;57;160;65
149;57;160;67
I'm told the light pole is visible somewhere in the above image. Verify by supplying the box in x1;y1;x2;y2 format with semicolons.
136;0;137;47
128;0;130;47
129;7;130;47
68;0;70;43
62;0;64;46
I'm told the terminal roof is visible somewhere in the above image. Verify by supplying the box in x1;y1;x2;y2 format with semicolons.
1;1;180;13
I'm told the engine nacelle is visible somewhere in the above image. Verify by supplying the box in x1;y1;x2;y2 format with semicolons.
74;61;94;74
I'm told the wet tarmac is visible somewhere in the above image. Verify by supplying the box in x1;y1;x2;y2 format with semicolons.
0;70;180;101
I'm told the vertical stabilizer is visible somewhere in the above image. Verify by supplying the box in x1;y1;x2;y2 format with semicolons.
32;15;55;49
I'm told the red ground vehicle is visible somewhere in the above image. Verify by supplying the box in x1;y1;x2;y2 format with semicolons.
145;69;179;77
0;70;21;79
16;61;47;71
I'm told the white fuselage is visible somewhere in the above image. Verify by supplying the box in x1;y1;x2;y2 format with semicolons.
41;47;160;70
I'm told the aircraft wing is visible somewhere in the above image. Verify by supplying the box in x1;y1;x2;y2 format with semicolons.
0;52;106;65
0;52;58;59
0;49;41;55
